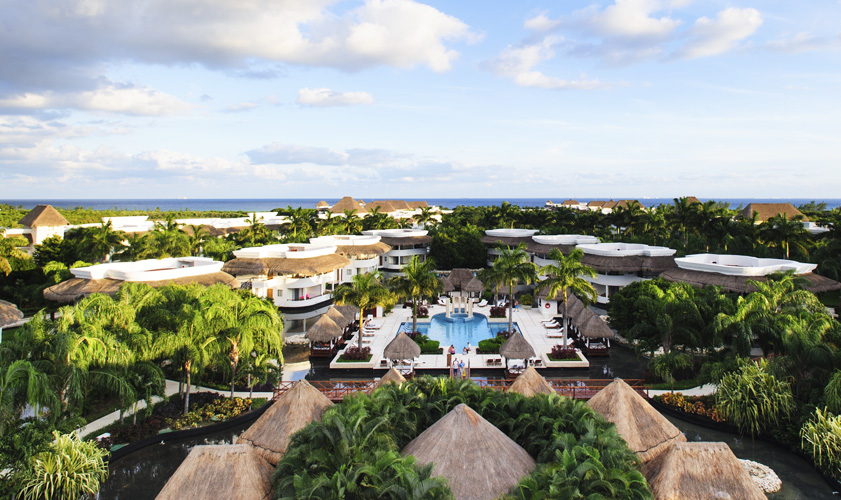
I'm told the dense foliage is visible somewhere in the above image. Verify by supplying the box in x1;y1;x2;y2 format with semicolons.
800;408;841;480
274;377;652;500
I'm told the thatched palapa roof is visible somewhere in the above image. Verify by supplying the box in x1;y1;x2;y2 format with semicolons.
18;205;68;227
316;200;330;208
369;200;397;213
408;201;429;209
335;304;358;323
440;276;454;293
325;307;350;328
528;241;577;255
508;366;554;397
588;378;685;462
499;332;535;360
155;444;273;500
580;254;677;275
383;332;421;360
448;268;475;288
43;272;239;304
643;442;766;500
740;202;808;222
379;235;432;246
402;404;535;500
0;300;24;328
222;254;351;277
371;367;406;392
336;242;391;257
660;268;841;294
389;199;411;211
481;235;533;247
463;276;484;293
330;196;368;215
237;380;333;465
577;312;615;339
305;314;343;342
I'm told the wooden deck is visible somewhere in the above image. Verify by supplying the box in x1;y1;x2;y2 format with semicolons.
273;378;647;402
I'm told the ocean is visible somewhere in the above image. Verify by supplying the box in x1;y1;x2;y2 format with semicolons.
2;198;840;211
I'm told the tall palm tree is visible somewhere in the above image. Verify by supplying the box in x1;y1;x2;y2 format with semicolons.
759;213;811;259
341;209;363;234
80;220;127;263
186;224;210;256
534;248;597;347
151;216;190;257
0;360;57;434
389;256;441;334
333;272;395;346
478;243;537;333
413;207;438;228
282;206;314;241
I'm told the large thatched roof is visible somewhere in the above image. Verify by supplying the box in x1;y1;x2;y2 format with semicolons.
740;202;808;222
383;332;421;360
463;276;484;293
588;379;685;462
440;276;454;293
578;313;615;339
379;235;432;246
643;442;766;500
499;332;535;360
335;304;358;323
660;268;841;294
222;254;351;277
369;200;397;213
237;380;333;465
0;300;24;328
43;272;239;304
18;205;68;227
316;200;330;208
305;314;343;342
528;241;577;255
408;201;429;209
481;235;533;248
329;196;368;215
402;404;535;500
371;367;406;392
325;307;350;328
155;444;273;500
336;242;391;257
580;254;677;275
508;366;554;397
448;269;475;288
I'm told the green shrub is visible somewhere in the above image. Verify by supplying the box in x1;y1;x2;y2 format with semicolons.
420;340;440;354
716;360;794;436
166;397;253;430
520;293;533;306
800;408;841;480
477;335;506;354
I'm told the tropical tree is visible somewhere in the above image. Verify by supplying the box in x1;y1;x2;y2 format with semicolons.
78;220;127;263
186;224;210;256
0;360;57;434
534;248;597;347
800;407;841;480
648;352;692;392
628;282;704;355
237;213;274;247
281;206;314;241
18;431;109;500
479;243;537;333
716;360;794;436
202;236;237;262
150;216;190;257
389;256;441;334
759;213;811;259
340;209;363;234
333;272;395;346
413;206;438;228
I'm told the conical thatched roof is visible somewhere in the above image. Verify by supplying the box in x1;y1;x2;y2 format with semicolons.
369;200;397;213
155;444;273;500
508;366;554;397
740;202;808;222
43;272;240;304
18;205;68;227
383;332;421;360
237;380;333;465
448;268;475;289
578;313;615;339
325;307;349;328
316;200;330;208
402;404;535;500
0;300;24;328
335;304;358;323
643;442;766;500
222;254;351;277
371;367;406;392
563;294;586;320
463;276;484;293
408;201;429;209
499;332;535;360
330;196;368;215
588;379;685;462
440;276;454;292
305;314;342;342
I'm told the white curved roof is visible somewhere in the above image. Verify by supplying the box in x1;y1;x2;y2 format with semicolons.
577;243;676;257
675;254;816;276
233;243;337;259
70;257;224;282
532;234;600;245
310;234;381;246
362;229;428;238
485;228;538;238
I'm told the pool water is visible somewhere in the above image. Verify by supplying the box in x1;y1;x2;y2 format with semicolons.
400;313;518;351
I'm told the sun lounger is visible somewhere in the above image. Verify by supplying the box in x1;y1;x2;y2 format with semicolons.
477;299;488;307
437;297;448;306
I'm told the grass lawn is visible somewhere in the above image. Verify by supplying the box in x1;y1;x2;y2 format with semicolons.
337;354;373;363
648;378;701;391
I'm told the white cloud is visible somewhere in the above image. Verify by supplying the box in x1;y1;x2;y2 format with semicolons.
297;88;374;107
583;0;682;38
765;32;841;53
225;101;258;113
486;37;610;90
247;143;349;165
0;83;192;116
524;13;561;32
676;8;763;59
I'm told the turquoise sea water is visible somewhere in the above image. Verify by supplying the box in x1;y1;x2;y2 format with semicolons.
2;198;840;211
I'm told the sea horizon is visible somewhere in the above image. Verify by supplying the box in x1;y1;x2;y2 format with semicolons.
2;197;841;212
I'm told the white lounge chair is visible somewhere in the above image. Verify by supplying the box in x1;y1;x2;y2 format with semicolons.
437;297;448;306
477;299;488;307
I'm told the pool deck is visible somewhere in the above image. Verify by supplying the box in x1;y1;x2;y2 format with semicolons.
329;303;590;371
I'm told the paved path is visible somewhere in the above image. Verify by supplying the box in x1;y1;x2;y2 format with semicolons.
648;384;717;397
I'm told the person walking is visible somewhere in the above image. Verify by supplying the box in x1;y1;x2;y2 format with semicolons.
451;357;459;378
459;359;466;379
447;344;455;367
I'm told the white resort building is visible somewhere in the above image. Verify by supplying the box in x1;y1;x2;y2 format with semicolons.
362;229;431;277
4;205;70;252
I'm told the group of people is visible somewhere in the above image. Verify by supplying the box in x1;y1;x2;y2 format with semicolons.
447;344;470;378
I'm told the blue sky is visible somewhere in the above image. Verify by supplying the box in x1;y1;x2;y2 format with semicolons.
1;0;839;199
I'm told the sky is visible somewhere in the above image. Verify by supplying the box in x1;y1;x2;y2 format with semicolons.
1;0;840;200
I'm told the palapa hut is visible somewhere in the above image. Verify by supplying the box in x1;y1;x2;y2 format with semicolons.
577;313;614;356
588;378;685;462
335;304;359;325
325;306;350;328
329;196;368;215
643;442;766;500
369;367;407;393
499;332;535;378
305;314;343;357
237;379;333;465
155;444;273;500
383;332;421;376
440;276;455;293
508;366;554;397
402;404;536;500
0;300;24;334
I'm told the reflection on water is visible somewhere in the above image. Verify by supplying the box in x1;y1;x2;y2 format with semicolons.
97;423;249;500
666;415;837;499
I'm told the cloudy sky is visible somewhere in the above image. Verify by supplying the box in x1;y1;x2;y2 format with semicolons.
1;0;839;200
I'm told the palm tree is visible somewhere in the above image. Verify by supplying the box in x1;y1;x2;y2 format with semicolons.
340;209;363;234
389;256;441;334
151;216;190;257
413;207;438;228
333;272;395;346
80;220;126;263
19;431;109;500
282;206;314;241
759;213;811;259
186;224;210;256
0;360;56;434
534;248;597;347
479;243;537;333
0;229;30;275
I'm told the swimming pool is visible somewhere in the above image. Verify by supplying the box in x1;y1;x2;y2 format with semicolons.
399;313;518;351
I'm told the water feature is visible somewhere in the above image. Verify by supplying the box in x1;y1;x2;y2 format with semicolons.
399;313;516;351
